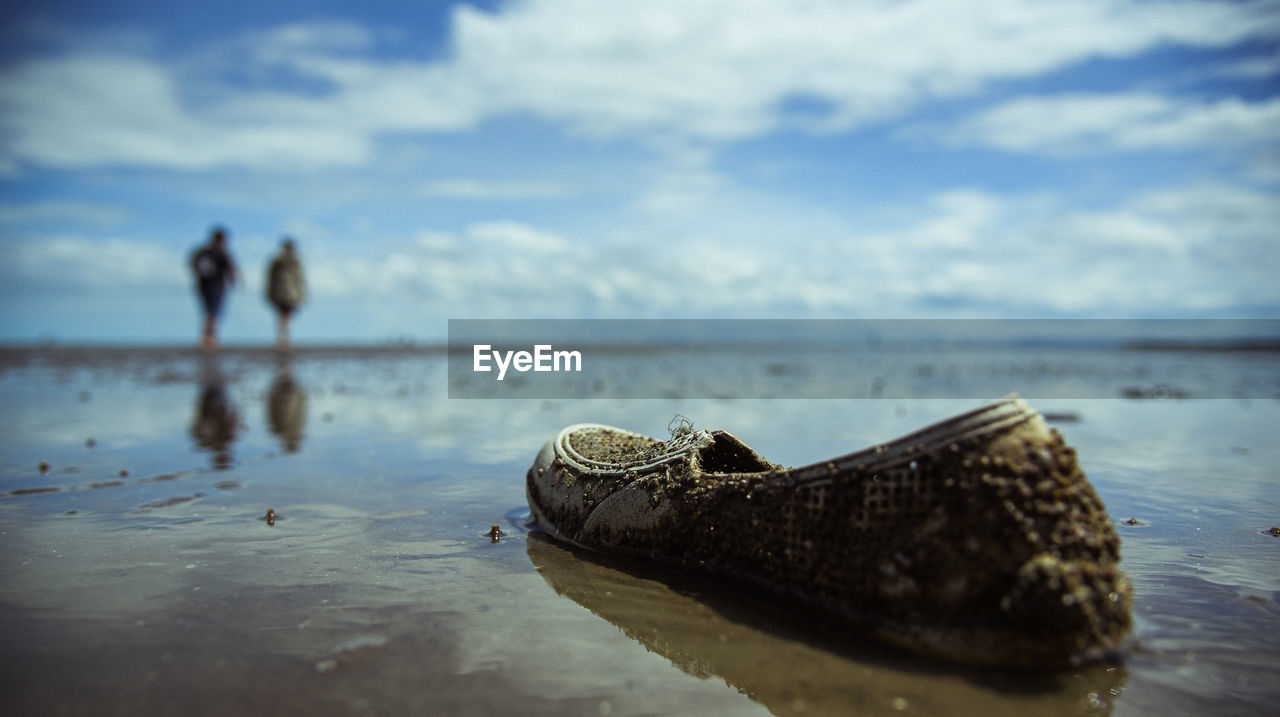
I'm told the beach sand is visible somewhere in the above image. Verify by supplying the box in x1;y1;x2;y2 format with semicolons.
1;345;1277;716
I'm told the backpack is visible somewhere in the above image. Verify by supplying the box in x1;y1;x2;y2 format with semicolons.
269;258;305;307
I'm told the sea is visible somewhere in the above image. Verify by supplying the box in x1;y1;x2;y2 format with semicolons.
1;338;1277;716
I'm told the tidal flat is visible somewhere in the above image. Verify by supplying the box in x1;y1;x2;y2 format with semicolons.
1;345;1277;716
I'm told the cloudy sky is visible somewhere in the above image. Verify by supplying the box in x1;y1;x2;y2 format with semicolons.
1;0;1277;344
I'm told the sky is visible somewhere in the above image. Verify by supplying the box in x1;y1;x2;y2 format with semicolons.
1;0;1277;345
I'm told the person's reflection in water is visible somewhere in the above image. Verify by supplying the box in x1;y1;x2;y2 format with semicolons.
267;356;307;453
525;532;1127;715
190;357;239;469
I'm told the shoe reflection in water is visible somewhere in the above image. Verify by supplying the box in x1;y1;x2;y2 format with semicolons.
190;357;239;469
526;532;1126;715
267;358;307;453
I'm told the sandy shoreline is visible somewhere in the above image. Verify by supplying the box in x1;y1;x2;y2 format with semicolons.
2;347;1278;715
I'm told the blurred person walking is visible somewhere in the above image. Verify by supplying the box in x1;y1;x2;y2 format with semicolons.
190;226;237;351
266;238;307;350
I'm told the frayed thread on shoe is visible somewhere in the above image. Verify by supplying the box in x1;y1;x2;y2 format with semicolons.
667;414;695;439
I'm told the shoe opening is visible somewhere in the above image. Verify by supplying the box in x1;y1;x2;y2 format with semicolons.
697;432;773;474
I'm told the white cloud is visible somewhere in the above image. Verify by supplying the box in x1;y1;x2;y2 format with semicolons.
439;0;1272;141
253;19;376;59
909;190;1004;249
817;183;1280;314
7;237;187;290
0;55;371;170
4;178;1275;340
467;221;570;254
1;1;1273;171
419;178;570;199
931;92;1280;155
290;180;1278;322
413;230;461;253
0;201;130;226
1210;51;1280;80
633;164;729;216
1130;185;1280;244
1061;211;1187;254
301;221;573;306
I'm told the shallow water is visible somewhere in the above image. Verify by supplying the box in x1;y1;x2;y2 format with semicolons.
1;346;1277;716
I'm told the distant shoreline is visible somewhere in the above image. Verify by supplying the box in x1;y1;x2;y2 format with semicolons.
0;343;449;368
4;336;1280;360
1121;339;1280;352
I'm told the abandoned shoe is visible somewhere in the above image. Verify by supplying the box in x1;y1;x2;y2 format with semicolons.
526;397;1132;668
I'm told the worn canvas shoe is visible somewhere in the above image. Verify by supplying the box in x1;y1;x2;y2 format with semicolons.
527;397;1131;668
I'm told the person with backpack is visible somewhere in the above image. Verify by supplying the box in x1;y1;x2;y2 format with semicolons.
190;226;238;351
266;238;307;350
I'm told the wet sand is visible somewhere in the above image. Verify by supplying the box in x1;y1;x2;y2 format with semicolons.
1;345;1278;715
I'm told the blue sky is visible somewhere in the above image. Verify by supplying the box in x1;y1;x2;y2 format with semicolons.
1;0;1277;344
